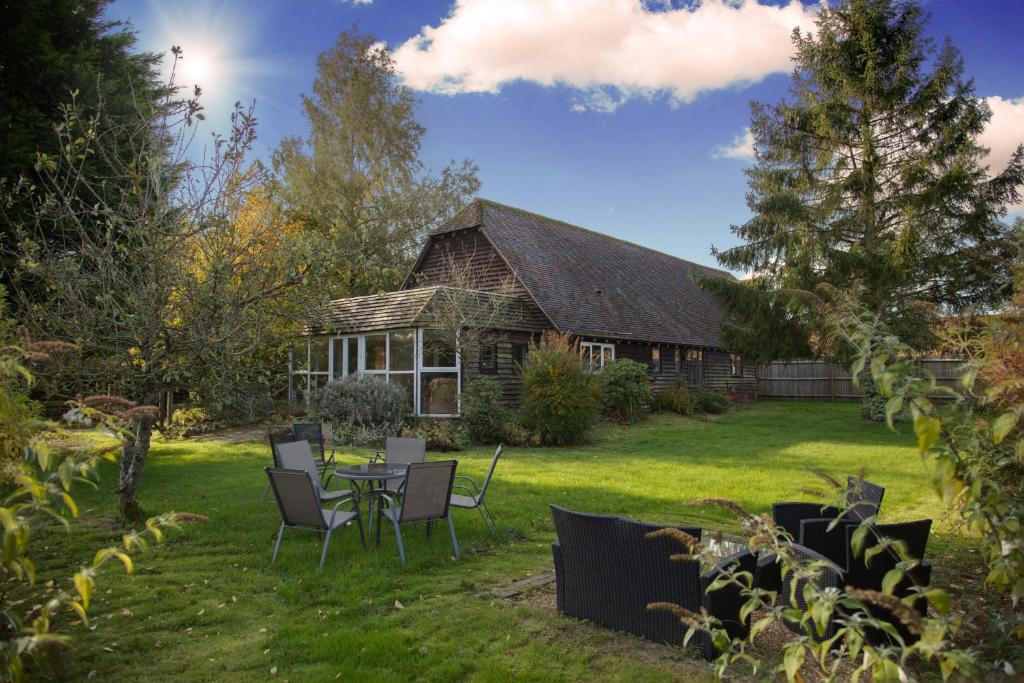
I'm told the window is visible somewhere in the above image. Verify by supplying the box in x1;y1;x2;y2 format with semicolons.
478;342;497;372
309;328;461;416
674;347;681;373
419;329;460;416
730;354;743;378
651;346;661;373
686;348;703;362
580;342;614;371
511;342;529;372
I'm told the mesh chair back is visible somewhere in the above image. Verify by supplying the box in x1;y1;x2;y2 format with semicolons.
276;441;320;481
265;467;325;529
845;519;931;590
293;422;326;462
399;460;457;523
477;445;503;501
268;424;295;467
845;476;885;521
384;437;426;493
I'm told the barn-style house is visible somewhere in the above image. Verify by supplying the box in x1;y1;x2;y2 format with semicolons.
297;199;756;416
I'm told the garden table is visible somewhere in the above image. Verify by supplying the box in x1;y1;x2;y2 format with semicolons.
334;463;407;538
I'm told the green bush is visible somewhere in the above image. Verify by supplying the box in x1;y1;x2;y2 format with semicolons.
461;377;511;444
403;419;467;451
502;420;540;447
165;406;224;439
692;388;729;414
520;333;599;446
653;383;695;416
596;359;652;422
312;374;405;445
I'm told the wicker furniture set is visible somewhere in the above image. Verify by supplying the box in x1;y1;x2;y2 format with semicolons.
551;476;935;658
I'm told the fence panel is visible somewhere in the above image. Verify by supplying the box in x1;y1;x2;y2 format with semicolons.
756;358;964;402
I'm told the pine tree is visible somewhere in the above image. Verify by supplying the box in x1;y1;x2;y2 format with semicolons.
709;0;1023;360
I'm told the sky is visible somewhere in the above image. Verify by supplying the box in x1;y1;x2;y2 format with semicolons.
106;0;1024;275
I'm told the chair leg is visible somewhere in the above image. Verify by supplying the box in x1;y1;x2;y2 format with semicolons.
261;482;271;501
480;499;496;524
355;512;366;549
375;504;383;548
393;520;407;564
319;528;333;568
477;505;496;536
426;520;433;538
447;513;461;559
271;523;285;564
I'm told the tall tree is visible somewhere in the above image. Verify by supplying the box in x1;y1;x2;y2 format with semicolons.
273;30;480;298
709;0;1023;361
10;63;312;517
0;0;163;301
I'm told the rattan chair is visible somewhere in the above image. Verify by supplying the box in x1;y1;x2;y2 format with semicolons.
293;421;336;484
276;440;354;504
756;542;845;643
550;505;711;658
772;476;886;542
264;467;364;568
376;460;459;564
450;444;502;535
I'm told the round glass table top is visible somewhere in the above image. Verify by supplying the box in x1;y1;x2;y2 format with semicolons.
334;463;407;480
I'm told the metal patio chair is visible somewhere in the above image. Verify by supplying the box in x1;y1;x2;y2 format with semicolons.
449;444;502;535
262;424;297;500
276;440;355;504
375;460;459;564
381;437;427;495
293;421;336;485
264;467;365;569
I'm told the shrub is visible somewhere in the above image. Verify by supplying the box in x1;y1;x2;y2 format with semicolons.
403;419;467;451
502;420;540;447
692;387;729;414
165;406;224;439
311;374;405;445
520;332;599;446
653;383;695;416
596;359;652;422
461;377;511;444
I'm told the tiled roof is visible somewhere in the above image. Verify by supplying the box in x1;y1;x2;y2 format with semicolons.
308;285;544;335
433;199;734;348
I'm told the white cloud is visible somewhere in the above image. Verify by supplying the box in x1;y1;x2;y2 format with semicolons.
980;96;1024;214
392;0;819;111
712;127;754;160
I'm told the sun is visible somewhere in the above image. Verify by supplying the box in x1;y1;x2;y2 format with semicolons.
176;44;219;90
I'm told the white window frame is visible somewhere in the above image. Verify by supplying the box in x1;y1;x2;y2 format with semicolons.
580;341;615;371
417;328;461;417
317;329;456;416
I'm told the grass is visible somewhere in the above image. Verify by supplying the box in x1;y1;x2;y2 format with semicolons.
31;402;962;681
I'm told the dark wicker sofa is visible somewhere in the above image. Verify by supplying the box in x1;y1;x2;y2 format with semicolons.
550;506;756;659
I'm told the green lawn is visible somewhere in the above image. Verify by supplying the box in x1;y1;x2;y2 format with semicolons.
36;402;959;681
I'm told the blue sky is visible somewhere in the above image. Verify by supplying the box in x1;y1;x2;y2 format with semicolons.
107;0;1024;274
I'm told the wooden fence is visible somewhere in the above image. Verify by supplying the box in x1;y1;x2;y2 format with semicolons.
756;358;965;402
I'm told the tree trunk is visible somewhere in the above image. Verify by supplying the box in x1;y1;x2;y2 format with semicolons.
118;415;153;520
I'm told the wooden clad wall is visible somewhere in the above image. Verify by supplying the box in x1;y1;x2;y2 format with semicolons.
757;358;964;402
407;227;550;328
703;350;757;395
461;331;537;406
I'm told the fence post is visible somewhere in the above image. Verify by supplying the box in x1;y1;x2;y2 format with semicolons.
829;363;836;402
